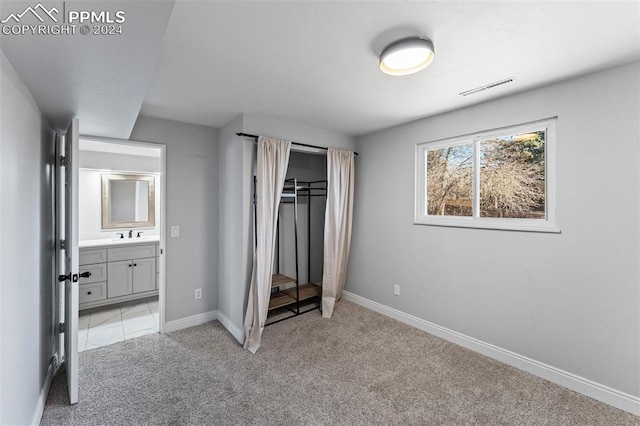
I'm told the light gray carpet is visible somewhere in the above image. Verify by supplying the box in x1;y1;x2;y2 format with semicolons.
42;301;638;425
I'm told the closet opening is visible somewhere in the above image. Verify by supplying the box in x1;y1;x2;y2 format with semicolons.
264;151;327;324
76;137;166;351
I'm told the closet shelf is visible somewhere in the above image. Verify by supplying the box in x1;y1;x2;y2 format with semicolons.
268;284;321;311
268;292;297;310
271;273;296;288
283;283;321;301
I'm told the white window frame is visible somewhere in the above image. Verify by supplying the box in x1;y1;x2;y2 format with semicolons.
415;118;559;233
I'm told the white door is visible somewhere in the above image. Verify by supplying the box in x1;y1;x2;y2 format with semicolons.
62;118;80;404
54;134;64;368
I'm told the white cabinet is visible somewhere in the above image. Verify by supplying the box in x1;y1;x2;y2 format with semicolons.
107;260;134;298
79;262;107;285
107;257;156;298
79;282;107;304
80;248;107;265
133;257;156;293
78;248;108;306
79;242;158;310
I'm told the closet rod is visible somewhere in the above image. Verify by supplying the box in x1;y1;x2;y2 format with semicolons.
236;132;358;156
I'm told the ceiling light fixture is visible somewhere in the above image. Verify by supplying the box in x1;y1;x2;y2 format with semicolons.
379;37;435;76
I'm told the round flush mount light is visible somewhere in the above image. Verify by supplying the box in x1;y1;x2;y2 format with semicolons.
379;37;435;76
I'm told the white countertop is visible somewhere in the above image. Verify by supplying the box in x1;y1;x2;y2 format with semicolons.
79;236;160;248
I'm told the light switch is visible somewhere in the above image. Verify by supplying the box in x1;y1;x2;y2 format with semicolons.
171;226;180;237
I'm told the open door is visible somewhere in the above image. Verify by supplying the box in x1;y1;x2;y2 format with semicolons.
57;118;80;404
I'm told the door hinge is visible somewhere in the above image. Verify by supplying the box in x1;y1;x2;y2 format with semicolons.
60;239;66;250
59;322;65;333
60;155;67;167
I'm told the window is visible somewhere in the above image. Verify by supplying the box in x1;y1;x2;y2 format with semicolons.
415;118;558;232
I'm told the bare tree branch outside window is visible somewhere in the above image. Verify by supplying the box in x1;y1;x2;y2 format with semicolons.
426;130;545;218
426;144;473;216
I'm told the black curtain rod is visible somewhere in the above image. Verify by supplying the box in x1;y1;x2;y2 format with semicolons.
236;132;358;156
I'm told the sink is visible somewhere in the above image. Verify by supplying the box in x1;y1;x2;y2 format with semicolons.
132;236;159;241
110;236;158;243
79;236;159;248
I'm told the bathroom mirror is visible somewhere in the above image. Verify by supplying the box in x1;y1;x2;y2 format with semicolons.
101;173;155;229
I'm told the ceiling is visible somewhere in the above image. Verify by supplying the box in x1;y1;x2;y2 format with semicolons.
2;1;639;139
0;0;174;138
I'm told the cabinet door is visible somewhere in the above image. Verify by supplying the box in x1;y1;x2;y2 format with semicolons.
133;257;156;293
107;260;133;298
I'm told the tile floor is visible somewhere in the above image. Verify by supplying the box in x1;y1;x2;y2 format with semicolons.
79;299;159;352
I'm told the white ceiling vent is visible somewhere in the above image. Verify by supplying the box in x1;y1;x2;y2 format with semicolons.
459;77;514;96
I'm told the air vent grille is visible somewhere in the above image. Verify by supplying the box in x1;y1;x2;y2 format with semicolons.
459;77;514;96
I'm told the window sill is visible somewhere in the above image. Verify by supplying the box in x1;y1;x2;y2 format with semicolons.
413;218;561;233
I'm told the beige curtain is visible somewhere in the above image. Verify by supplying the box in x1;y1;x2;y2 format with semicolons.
243;136;291;353
322;148;355;318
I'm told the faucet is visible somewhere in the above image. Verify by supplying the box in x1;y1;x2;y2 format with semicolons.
128;230;133;239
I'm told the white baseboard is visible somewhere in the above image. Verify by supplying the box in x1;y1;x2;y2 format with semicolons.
217;311;244;344
164;310;218;333
341;291;640;416
31;359;55;426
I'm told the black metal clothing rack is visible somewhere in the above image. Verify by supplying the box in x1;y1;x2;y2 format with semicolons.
255;178;327;325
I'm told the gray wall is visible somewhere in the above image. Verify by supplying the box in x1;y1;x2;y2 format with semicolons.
0;53;56;425
348;62;640;397
130;116;218;322
217;114;253;339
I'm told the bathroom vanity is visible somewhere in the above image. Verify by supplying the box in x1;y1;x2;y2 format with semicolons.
78;238;159;310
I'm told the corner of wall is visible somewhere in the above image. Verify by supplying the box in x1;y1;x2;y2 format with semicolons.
217;114;250;335
1;50;56;426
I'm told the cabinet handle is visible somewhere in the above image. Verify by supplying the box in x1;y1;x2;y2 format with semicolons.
87;291;92;295
134;263;137;267
129;264;132;267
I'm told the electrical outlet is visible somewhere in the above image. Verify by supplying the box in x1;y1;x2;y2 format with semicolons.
393;284;400;296
171;226;180;237
195;288;202;299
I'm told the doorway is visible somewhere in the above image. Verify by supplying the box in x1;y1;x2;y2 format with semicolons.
76;137;166;351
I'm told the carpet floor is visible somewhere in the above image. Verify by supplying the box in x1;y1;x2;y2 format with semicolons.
42;301;638;425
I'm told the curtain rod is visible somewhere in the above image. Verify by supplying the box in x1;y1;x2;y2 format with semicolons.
236;132;358;156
